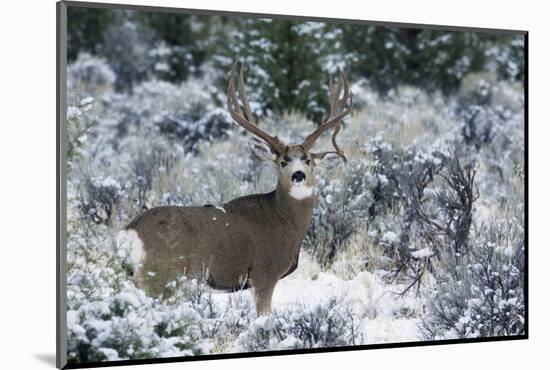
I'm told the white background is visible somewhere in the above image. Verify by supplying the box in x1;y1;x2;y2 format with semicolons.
0;0;546;368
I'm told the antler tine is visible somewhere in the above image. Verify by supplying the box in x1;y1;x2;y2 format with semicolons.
329;73;343;117
328;71;348;162
238;64;255;124
227;62;285;155
227;62;242;114
331;124;347;162
302;68;353;153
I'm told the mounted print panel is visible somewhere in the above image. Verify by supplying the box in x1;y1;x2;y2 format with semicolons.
56;1;527;368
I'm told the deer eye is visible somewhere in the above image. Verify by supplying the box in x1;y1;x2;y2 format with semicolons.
305;159;311;166
280;161;288;168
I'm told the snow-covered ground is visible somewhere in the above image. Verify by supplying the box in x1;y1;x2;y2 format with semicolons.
275;272;422;344
213;252;424;347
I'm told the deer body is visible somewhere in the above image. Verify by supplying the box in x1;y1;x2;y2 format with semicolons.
121;64;352;315
125;176;314;313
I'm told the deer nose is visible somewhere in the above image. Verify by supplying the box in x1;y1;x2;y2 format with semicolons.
291;171;306;183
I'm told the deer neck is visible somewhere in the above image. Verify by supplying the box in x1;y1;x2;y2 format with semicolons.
274;180;315;236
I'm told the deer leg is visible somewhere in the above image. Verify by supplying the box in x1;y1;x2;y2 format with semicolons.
252;281;277;316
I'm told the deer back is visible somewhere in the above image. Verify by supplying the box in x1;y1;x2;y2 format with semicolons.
125;189;314;297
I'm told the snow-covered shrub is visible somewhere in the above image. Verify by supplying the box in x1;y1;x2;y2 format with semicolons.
456;73;523;157
165;278;218;334
458;71;496;106
486;35;525;82
66;210;254;362
75;175;124;225
155;108;231;153
457;74;523;153
67;285;205;363
92;79;233;158
237;297;363;352
461;79;524;210
329;225;372;279
125;138;171;210
367;137;447;259
66;219;208;363
67;97;98;161
304;158;375;268
273;298;364;348
236;315;274;352
162;276;254;351
67;53;116;105
420;216;525;339
215;292;254;340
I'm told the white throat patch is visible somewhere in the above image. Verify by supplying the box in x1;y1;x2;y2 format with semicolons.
289;184;314;200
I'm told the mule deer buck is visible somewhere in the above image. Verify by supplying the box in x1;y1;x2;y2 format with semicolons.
118;63;352;315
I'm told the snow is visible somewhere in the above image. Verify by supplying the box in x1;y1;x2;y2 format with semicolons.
211;256;424;345
93;176;121;190
277;335;301;349
411;247;435;259
98;348;119;361
382;231;399;244
253;315;272;330
116;291;143;308
67;106;81;120
214;205;226;213
364;318;420;344
80;96;94;106
378;174;389;185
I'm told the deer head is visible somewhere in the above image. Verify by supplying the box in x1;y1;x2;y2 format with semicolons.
227;63;353;200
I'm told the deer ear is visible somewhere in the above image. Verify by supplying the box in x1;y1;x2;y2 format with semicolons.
248;137;277;162
312;152;345;171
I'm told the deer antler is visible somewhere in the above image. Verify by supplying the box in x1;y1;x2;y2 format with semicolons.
302;68;352;162
227;62;285;155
